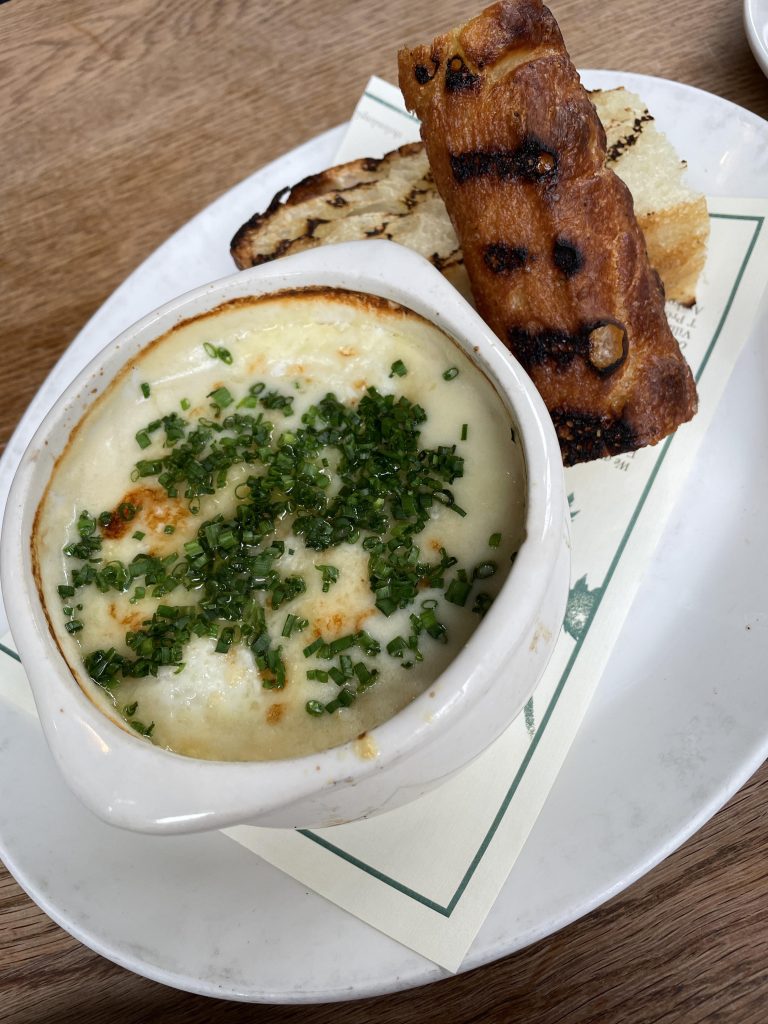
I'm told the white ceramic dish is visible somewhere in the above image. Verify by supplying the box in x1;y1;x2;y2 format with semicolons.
0;240;569;833
745;0;768;79
0;70;767;1001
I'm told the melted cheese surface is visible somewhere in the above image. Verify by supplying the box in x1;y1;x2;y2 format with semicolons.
35;290;526;760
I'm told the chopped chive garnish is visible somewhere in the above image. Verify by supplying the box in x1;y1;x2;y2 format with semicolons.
118;502;137;521
387;636;407;658
130;720;155;737
473;560;497;580
208;386;233;410
445;571;472;606
442;367;459;381
80;511;96;535
354;631;381;656
215;627;235;653
375;595;397;616
305;699;325;716
62;378;498;724
140;382;151;399
434;489;467;517
163;525;175;535
65;619;84;634
489;533;501;548
316;564;339;593
122;701;139;716
353;662;377;688
282;614;297;638
328;667;346;686
303;637;324;658
203;342;233;363
282;614;308;638
58;584;75;598
390;359;407;377
329;634;355;655
473;593;494;616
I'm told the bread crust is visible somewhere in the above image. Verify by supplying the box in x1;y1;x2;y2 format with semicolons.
398;0;697;464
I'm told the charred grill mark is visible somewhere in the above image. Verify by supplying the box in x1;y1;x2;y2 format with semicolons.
326;194;347;208
518;136;558;178
551;409;638;466
449;136;558;184
449;151;495;182
242;217;329;268
364;224;394;239
552;238;583;277
508;326;587;369
606;112;654;162
403;185;431;210
250;237;292;267
444;54;480;92
508;319;629;376
483;243;530;273
305;217;329;236
430;247;463;272
414;57;440;84
229;186;291;257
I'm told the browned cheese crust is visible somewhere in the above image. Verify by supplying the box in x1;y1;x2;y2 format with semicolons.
398;0;698;465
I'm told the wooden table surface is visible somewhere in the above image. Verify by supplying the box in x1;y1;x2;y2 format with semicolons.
2;1;767;1020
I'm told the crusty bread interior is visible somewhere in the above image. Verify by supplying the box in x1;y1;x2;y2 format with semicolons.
594;88;708;306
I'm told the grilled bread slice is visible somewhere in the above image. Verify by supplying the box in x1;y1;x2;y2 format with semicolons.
232;143;470;302
231;89;707;309
398;0;697;464
596;88;708;306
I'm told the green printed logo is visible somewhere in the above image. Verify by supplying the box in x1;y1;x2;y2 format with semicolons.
563;574;603;642
524;696;535;738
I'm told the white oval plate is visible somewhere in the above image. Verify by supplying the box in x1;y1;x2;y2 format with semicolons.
745;0;768;78
1;71;768;1003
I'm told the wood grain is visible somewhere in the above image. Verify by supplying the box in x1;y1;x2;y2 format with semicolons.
1;0;767;1019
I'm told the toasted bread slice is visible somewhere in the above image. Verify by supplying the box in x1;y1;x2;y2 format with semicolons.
231;143;473;300
596;88;708;306
231;88;707;308
398;0;697;464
